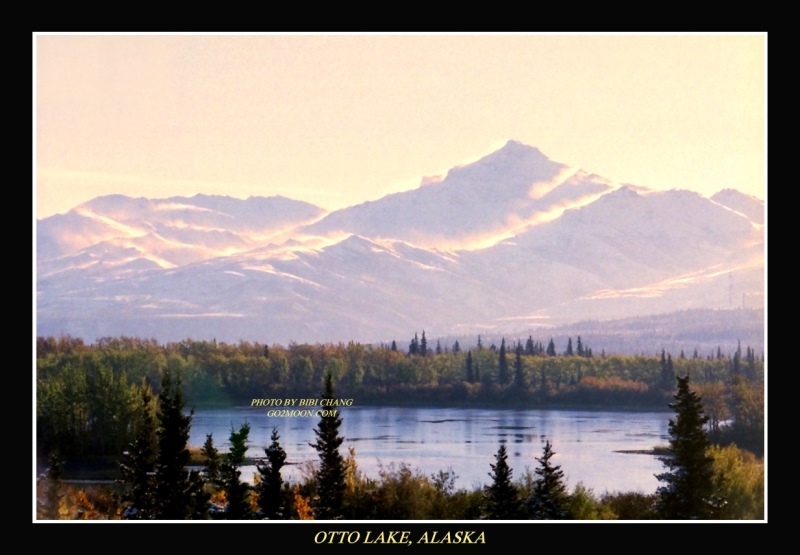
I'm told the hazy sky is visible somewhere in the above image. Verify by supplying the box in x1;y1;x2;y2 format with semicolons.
35;34;765;219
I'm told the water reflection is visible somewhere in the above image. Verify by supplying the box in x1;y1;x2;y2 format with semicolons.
190;406;670;493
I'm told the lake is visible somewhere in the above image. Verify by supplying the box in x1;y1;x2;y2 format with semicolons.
189;406;672;495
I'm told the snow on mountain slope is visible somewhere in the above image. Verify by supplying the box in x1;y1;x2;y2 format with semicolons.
37;194;327;270
35;141;765;344
36;206;148;261
711;188;765;225
299;140;615;248
509;187;760;285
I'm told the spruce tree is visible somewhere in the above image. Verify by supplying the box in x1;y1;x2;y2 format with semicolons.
527;440;569;519
565;337;574;356
484;444;519;519
408;333;419;356
221;422;253;519
257;427;287;519
152;370;208;520
655;374;719;519
118;384;158;519
201;433;222;489
498;338;509;385
310;372;346;519
514;343;524;389
466;351;474;383
660;349;675;389
525;336;534;356
546;338;557;357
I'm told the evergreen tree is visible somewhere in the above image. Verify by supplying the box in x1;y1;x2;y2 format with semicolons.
514;343;524;389
466;351;474;383
546;338;557;357
576;336;584;357
655;374;720;519
391;340;397;352
525;336;534;356
408;333;419;356
484;444;519;519
435;339;442;355
527;440;569;519
746;345;757;379
498;338;509;385
310;373;346;519
257;427;287;519
565;337;574;356
660;349;675;389
731;341;742;377
221;422;253;519
452;340;461;353
153;370;208;520
201;433;222;489
118;384;158;519
420;331;428;357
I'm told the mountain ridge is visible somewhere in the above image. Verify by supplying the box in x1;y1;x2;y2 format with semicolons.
36;140;765;345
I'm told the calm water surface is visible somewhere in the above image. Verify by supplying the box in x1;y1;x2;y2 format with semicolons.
189;406;671;494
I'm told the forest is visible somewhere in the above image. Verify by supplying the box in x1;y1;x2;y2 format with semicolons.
35;333;765;520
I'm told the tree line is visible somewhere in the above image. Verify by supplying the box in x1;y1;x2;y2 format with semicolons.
37;370;763;520
37;334;764;466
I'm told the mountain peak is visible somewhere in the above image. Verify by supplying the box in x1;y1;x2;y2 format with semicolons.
493;139;546;159
470;139;552;171
501;138;538;152
444;140;557;184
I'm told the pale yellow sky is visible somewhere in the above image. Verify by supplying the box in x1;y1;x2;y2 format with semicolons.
34;34;765;219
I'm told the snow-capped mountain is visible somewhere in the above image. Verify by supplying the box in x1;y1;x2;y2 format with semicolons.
35;141;765;344
711;189;765;225
298;140;615;248
37;195;326;276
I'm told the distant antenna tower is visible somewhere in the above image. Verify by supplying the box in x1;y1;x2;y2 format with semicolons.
729;271;732;308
